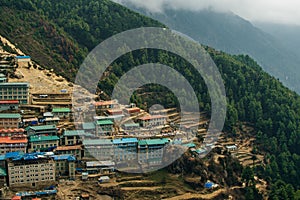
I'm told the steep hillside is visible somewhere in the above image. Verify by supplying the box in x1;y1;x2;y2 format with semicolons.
118;3;300;93
0;0;164;81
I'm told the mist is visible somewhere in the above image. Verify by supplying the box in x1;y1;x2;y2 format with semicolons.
114;0;300;25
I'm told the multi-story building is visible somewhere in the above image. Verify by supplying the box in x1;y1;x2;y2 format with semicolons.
122;123;140;131
123;107;140;116
15;55;31;67
0;113;21;129
95;120;114;136
7;154;56;189
113;138;138;163
138;138;169;166
0;134;27;154
0;128;24;137
54;145;83;160
94;100;119;114
52;108;71;119
83;139;114;160
52;154;76;180
28;135;59;152
138;115;167;127
25;125;57;136
86;161;115;174
0;82;29;104
82;122;96;134
60;130;94;146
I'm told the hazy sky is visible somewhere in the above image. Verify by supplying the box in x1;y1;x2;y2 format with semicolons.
114;0;300;25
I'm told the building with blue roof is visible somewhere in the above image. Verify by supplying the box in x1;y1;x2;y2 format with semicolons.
113;138;138;162
7;153;56;189
15;55;31;68
52;154;76;179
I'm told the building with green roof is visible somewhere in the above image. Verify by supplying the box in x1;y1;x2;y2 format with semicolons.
138;138;169;166
28;135;59;152
52;107;71;118
0;82;29;104
95;120;114;136
25;124;57;136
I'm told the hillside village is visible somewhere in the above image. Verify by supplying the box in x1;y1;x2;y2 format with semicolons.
0;36;265;200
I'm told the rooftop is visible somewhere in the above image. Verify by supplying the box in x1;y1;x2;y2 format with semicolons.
182;143;196;148
25;125;56;131
0;137;27;144
0;82;29;86
0;128;24;133
123;123;140;128
138;138;169;146
83;139;113;146
0;113;21;119
52;108;71;113
96;120;114;125
29;135;59;142
139;115;166;121
64;130;85;136
15;55;31;59
52;154;76;161
0;100;18;104
123;107;140;112
113;138;138;144
94;100;118;106
63;130;94;137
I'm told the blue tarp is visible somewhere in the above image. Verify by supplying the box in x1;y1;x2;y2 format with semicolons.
204;182;214;189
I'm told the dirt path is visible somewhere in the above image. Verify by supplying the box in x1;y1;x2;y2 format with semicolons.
165;188;226;200
121;186;161;191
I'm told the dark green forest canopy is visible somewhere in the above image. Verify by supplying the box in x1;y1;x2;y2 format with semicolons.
0;0;164;80
1;0;300;197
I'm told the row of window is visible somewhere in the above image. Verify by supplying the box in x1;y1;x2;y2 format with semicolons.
10;176;54;184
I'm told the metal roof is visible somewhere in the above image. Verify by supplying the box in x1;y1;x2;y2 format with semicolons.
0;113;21;119
123;123;140;128
15;55;31;59
29;135;59;142
52;154;76;161
64;130;86;136
138;138;169;146
96;120;114;125
0;82;29;86
52;108;71;113
83;139;113;146
113;138;138;144
26;125;56;131
0;100;19;104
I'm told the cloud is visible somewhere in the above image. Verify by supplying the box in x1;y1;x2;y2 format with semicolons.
114;0;300;25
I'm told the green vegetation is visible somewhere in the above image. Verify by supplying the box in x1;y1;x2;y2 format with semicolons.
1;1;300;198
0;0;164;80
